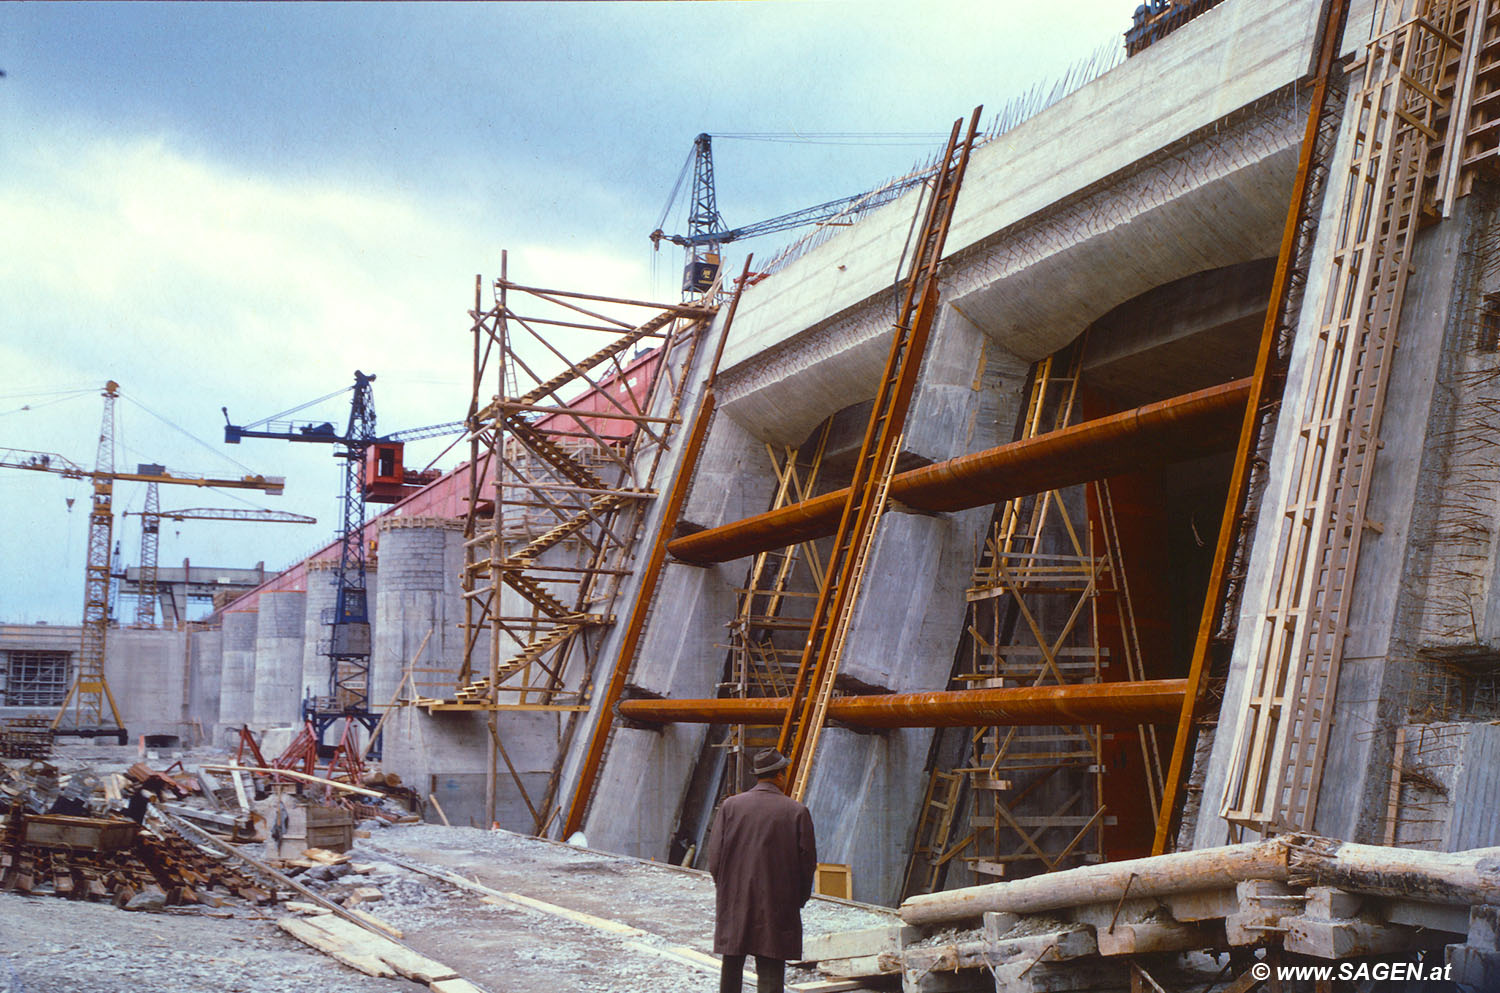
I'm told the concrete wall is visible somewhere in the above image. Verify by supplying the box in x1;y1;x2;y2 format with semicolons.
570;290;1026;903
1195;107;1484;845
373;517;553;832
1391;721;1500;851
106;627;191;739
563;324;760;856
385;705;560;831
795;308;1022;903
0;623;190;740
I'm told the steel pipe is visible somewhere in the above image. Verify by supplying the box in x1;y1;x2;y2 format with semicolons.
618;678;1186;729
668;378;1251;564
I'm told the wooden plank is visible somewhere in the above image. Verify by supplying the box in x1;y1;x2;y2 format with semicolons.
501;889;648;936
276;917;397;978
300;914;458;983
788;980;880;993
204;764;384;798
987;925;1097;964
818;952;897;978
228;766;249;811
284;900;328;915
348;907;401;938
1375;897;1470;935
1162;887;1240;922
430;982;487;993
901;940;992;975
805;924;917;962
1304;886;1361;920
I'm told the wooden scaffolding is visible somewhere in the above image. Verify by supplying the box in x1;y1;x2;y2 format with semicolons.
420;269;717;717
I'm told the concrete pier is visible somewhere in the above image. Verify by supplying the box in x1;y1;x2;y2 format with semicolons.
301;560;340;701
371;517;462;706
217;608;258;736
251;590;306;726
187;626;222;741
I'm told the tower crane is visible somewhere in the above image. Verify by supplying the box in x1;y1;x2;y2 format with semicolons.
0;381;285;741
649;132;929;295
121;499;316;627
221;371;465;755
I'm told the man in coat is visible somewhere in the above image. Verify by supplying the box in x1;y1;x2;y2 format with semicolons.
707;748;818;993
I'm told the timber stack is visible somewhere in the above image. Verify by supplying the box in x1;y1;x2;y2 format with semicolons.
796;837;1500;992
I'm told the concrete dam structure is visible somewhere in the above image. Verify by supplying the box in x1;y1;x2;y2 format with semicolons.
11;6;1500;971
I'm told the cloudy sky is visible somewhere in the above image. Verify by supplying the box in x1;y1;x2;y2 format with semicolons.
1;1;1134;624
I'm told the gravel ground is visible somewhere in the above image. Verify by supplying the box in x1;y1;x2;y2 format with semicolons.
0;893;411;993
1;800;899;993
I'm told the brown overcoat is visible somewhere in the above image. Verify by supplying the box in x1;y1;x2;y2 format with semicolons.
706;781;817;960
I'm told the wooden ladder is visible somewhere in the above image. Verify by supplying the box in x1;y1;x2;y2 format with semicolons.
1219;0;1470;832
778;107;983;801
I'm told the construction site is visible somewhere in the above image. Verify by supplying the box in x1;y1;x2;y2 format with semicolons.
9;0;1500;990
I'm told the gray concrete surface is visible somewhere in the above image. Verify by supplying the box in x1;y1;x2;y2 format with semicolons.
217;608;257;738
251;590;305;727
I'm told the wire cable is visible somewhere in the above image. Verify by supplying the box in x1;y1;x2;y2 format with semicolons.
0;391;95;418
0;386;98;401
120;394;262;476
240;383;354;430
714;131;952;146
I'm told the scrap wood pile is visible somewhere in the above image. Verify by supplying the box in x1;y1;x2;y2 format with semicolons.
1;761;272;907
798;835;1500;993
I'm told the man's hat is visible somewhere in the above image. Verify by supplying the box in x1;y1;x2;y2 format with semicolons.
752;748;790;777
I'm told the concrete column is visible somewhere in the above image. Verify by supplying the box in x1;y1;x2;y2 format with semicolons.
218;608;258;735
188;626;223;739
371;517;463;706
252;590;306;726
301;561;339;701
373;516;519;829
792;307;1022;903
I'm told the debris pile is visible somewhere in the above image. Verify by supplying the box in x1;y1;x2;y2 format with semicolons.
1;762;273;906
0;746;418;915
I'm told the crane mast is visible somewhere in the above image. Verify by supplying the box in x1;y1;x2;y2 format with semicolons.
135;482;161;627
324;370;377;749
682;133;724;296
64;381;127;740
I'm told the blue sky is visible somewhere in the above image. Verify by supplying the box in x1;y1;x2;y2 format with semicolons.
1;1;1134;624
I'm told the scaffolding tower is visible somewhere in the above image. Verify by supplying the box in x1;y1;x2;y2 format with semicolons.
423;270;718;719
